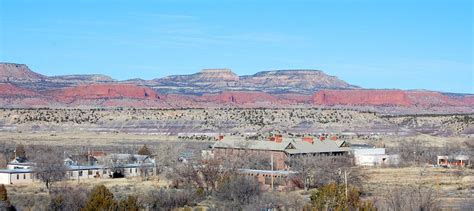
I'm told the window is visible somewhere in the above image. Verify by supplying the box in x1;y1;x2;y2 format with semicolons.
17;174;19;180
79;171;83;176
23;174;26;179
129;168;132;173
88;170;93;175
69;171;73;177
103;170;107;174
135;168;138;173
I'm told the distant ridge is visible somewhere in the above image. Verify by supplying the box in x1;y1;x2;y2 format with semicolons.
0;62;472;113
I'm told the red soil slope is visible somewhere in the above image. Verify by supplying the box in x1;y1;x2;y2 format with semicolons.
405;91;460;106
48;84;161;103
313;89;412;106
202;91;279;104
0;83;40;97
313;89;474;107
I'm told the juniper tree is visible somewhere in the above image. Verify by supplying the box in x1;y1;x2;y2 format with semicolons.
83;185;117;211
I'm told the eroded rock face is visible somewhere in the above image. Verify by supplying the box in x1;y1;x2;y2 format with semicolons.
47;84;160;103
194;69;240;82
203;91;279;104
240;70;357;91
153;69;357;94
49;74;115;83
0;83;40;97
0;83;51;107
0;63;46;82
459;95;474;105
406;91;461;106
313;89;412;106
159;68;239;83
0;62;472;113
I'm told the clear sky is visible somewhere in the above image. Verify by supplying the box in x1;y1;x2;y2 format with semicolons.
0;0;472;93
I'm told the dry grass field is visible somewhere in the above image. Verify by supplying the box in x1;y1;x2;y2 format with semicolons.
362;167;474;209
7;167;473;210
6;176;171;210
0;123;471;209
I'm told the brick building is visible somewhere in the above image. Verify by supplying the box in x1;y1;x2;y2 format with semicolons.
211;136;350;170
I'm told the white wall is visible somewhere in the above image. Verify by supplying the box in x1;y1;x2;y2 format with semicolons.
353;148;386;155
10;173;34;184
0;173;11;185
355;154;399;166
0;173;35;185
0;166;157;185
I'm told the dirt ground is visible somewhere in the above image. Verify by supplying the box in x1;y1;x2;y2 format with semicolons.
0;131;184;146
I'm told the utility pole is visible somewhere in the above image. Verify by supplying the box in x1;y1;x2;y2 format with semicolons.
271;152;274;191
344;170;348;199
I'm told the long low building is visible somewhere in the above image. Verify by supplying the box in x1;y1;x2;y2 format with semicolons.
210;136;350;170
0;163;156;185
0;156;156;185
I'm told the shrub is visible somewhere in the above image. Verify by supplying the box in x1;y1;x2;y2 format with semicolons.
83;185;117;211
117;195;140;211
310;183;375;210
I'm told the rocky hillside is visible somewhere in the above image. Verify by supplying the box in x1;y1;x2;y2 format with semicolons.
0;63;46;82
313;89;411;106
1;108;471;136
47;84;161;102
150;69;355;94
240;70;357;94
312;89;474;107
0;83;39;97
0;62;472;113
49;74;115;84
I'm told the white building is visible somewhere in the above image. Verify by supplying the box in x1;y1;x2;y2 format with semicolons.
0;169;36;185
352;148;399;166
0;155;156;185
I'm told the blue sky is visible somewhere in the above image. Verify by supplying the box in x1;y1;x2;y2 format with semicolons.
0;0;472;93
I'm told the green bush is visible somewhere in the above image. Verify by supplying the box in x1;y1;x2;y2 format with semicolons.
83;185;117;211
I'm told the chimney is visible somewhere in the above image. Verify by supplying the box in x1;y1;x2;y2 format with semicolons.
330;136;338;141
268;135;283;143
270;135;283;143
302;137;314;144
319;136;326;141
275;136;283;143
217;135;224;141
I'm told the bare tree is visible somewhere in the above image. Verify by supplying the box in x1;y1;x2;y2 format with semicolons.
170;162;199;189
289;155;363;190
215;175;261;209
33;149;67;190
49;186;90;211
144;188;198;210
379;183;439;211
154;143;185;175
195;158;225;192
288;155;318;190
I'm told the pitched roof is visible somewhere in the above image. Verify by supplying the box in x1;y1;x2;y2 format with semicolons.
213;137;349;154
